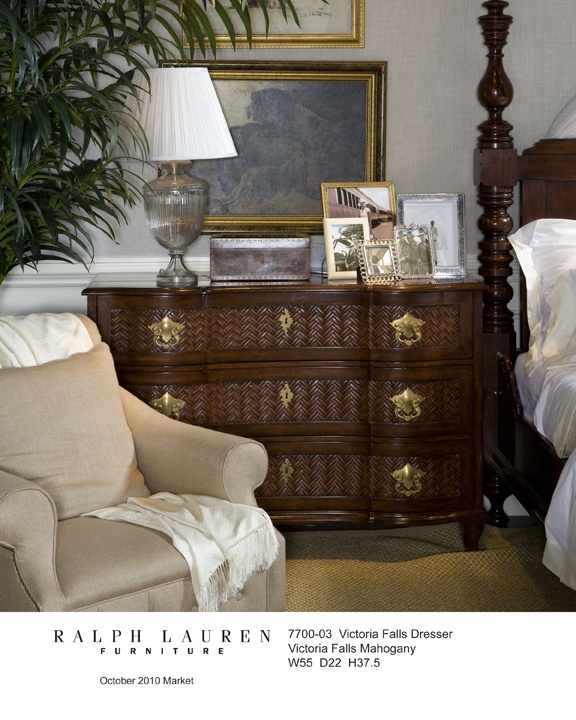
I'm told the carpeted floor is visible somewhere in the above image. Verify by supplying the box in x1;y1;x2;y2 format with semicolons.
283;522;576;612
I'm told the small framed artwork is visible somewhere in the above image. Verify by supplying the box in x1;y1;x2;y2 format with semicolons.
356;240;400;285
201;0;365;49
393;224;436;280
323;217;369;279
321;181;396;240
396;193;466;276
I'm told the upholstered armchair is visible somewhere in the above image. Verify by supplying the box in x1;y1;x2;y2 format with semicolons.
0;314;285;612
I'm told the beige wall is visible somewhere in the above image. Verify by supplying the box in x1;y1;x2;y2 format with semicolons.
93;0;576;263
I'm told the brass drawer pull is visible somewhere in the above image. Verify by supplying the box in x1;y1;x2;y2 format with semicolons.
280;382;294;409
279;308;294;335
149;392;185;420
392;463;424;497
391;312;425;347
391;387;425;422
149;316;184;349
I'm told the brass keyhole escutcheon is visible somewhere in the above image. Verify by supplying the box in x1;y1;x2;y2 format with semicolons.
149;392;185;420
149;316;184;349
391;387;425;422
279;383;294;409
391;312;425;347
279;308;294;335
391;463;424;497
279;459;294;483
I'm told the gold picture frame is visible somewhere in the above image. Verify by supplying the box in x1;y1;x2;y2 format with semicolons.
393;224;436;280
200;1;365;49
321;181;396;241
356;239;400;285
166;61;386;234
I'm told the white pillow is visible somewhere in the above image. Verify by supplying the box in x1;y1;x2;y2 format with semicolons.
540;270;576;369
509;219;576;375
547;94;576;139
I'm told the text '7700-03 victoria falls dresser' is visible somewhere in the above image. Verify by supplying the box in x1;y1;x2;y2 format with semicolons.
83;274;486;550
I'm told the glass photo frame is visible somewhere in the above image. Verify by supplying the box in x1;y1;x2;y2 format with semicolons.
393;224;436;280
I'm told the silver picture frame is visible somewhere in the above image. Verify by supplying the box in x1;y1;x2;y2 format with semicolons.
396;193;466;277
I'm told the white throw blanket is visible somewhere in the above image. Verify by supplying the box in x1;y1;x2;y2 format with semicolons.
0;313;93;367
84;492;279;612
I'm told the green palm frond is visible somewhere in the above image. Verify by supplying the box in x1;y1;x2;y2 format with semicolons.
0;0;314;284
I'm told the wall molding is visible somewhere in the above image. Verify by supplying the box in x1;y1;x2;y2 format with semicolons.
0;251;519;317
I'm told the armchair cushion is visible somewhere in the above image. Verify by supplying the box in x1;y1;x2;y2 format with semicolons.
0;343;149;520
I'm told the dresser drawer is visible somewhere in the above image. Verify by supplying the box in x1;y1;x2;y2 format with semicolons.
369;439;479;506
370;290;478;361
369;365;475;438
105;305;370;367
123;369;369;437
256;439;372;525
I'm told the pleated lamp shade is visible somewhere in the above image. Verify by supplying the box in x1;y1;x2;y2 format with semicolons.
130;67;237;161
126;67;237;288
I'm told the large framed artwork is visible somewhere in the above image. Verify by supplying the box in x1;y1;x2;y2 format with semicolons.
172;61;386;234
201;1;365;48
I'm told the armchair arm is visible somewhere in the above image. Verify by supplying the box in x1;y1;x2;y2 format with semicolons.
121;389;268;506
0;470;65;611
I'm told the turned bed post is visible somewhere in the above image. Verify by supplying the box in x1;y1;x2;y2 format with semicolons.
475;0;518;524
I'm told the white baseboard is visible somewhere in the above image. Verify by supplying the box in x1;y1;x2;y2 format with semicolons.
0;258;211;315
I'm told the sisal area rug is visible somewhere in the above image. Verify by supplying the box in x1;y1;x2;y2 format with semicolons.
283;523;576;612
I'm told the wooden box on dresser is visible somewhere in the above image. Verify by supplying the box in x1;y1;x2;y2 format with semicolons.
83;274;486;550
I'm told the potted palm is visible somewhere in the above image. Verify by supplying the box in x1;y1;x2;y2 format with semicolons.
0;0;303;284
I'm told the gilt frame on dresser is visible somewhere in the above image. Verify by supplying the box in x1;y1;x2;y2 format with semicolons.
475;0;576;526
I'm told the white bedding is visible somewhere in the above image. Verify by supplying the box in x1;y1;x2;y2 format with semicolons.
514;353;576;458
514;351;542;422
543;452;576;591
533;365;576;459
509;220;576;593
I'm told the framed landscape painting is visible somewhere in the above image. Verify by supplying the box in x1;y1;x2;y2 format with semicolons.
172;60;387;234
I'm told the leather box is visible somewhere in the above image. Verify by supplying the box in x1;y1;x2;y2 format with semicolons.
210;236;310;281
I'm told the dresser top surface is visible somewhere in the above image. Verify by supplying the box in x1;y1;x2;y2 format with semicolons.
83;272;484;296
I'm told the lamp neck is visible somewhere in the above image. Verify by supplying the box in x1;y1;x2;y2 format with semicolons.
158;160;192;178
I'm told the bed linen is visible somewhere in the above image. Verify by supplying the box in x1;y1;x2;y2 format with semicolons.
532;364;576;459
514;351;543;423
543;452;576;591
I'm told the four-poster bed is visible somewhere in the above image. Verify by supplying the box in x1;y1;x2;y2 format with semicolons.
476;0;576;579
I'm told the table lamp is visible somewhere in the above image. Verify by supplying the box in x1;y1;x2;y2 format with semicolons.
129;67;237;287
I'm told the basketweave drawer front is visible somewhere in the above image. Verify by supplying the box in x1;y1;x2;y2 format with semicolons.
202;370;369;438
121;371;369;435
369;439;477;507
107;305;206;364
202;301;370;361
255;438;371;501
369;365;475;438
370;291;477;361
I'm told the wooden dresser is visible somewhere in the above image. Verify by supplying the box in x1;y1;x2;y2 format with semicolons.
83;274;486;549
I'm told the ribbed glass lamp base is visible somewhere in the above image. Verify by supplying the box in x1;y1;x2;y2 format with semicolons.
143;161;208;289
157;253;198;288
